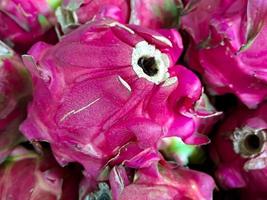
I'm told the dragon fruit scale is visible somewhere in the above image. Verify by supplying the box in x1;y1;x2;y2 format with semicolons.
0;146;81;200
61;0;130;23
20;18;211;184
57;0;182;33
0;41;31;163
0;0;60;52
211;104;267;199
182;0;267;108
129;0;182;29
108;160;215;200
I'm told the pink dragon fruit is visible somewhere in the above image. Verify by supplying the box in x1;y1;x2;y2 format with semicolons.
129;0;182;28
109;160;215;200
62;0;130;23
57;0;130;33
57;0;182;33
211;103;267;199
20;18;212;184
0;146;81;200
181;0;267;108
0;0;60;52
0;41;31;162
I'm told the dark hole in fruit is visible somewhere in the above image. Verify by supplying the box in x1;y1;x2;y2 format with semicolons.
244;134;261;151
137;56;158;76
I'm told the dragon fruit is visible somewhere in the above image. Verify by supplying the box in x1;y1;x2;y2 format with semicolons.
57;0;130;33
0;146;81;200
62;0;130;23
0;0;60;52
20;18;213;184
211;103;267;199
129;0;182;28
0;41;31;162
109;160;215;200
57;0;182;33
182;0;267;108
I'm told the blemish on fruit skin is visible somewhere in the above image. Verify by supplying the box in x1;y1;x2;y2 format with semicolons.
108;21;134;34
60;97;101;122
118;76;132;92
163;77;178;87
152;35;173;47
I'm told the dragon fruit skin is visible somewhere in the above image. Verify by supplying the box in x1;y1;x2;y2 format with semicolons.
193;93;222;135
129;0;181;28
20;18;210;184
182;0;267;108
109;160;215;200
65;0;130;24
60;0;181;30
0;0;59;52
77;0;128;24
211;104;267;199
0;42;31;162
181;0;238;46
0;147;81;200
0;42;30;117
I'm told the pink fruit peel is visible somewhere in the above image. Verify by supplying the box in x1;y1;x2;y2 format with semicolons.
20;19;211;185
182;0;267;108
109;159;215;200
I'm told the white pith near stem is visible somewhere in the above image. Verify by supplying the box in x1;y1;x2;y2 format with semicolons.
131;41;170;85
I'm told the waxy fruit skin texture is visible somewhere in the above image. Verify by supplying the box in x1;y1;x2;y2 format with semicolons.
0;0;58;51
0;147;81;200
20;19;208;183
109;161;215;200
61;0;181;29
182;0;267;108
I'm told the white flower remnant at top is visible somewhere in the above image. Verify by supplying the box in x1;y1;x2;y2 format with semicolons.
132;41;170;85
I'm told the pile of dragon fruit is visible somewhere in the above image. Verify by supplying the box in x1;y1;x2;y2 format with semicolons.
1;0;267;199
